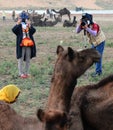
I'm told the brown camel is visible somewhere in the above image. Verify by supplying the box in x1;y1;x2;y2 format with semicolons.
0;100;66;130
0;101;42;130
32;17;46;26
30;12;45;25
43;18;58;26
0;46;100;130
44;14;61;26
33;14;61;27
37;45;100;130
44;14;61;27
68;74;113;130
51;8;71;20
63;16;77;27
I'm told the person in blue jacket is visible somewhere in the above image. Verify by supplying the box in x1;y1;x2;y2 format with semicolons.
12;16;36;78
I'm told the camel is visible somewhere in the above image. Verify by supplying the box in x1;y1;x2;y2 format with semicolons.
51;8;71;21
0;46;100;130
32;18;46;26
0;101;42;130
33;14;61;27
44;14;61;26
0;101;67;130
68;74;113;130
30;12;45;25
0;100;66;130
63;16;77;27
43;18;58;26
37;45;101;130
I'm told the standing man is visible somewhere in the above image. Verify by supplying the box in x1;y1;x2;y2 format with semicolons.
12;10;16;21
2;10;6;21
12;16;36;78
76;13;106;77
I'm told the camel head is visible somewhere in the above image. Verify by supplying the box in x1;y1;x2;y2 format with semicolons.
47;45;100;113
37;109;67;130
55;45;100;79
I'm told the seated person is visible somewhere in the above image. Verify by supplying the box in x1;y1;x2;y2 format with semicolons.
0;84;21;104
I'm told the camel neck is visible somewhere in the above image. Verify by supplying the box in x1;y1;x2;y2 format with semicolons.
46;78;77;112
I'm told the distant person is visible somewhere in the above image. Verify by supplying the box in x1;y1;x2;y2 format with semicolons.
12;10;16;20
46;8;50;14
0;84;21;104
76;13;106;77
46;8;53;19
2;10;6;21
12;16;36;78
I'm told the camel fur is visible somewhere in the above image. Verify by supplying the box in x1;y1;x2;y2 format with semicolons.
69;74;113;130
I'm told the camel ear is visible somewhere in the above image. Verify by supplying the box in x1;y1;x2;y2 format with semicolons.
37;109;67;128
56;45;64;55
37;109;45;122
68;47;75;61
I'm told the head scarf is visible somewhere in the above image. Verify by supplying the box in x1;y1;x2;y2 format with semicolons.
0;84;21;103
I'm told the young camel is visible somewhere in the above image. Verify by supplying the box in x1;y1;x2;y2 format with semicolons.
37;45;100;130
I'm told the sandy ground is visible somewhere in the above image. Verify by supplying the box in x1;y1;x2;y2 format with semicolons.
70;0;102;9
0;0;102;9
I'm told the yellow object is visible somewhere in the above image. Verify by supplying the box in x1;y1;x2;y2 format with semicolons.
0;84;21;103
